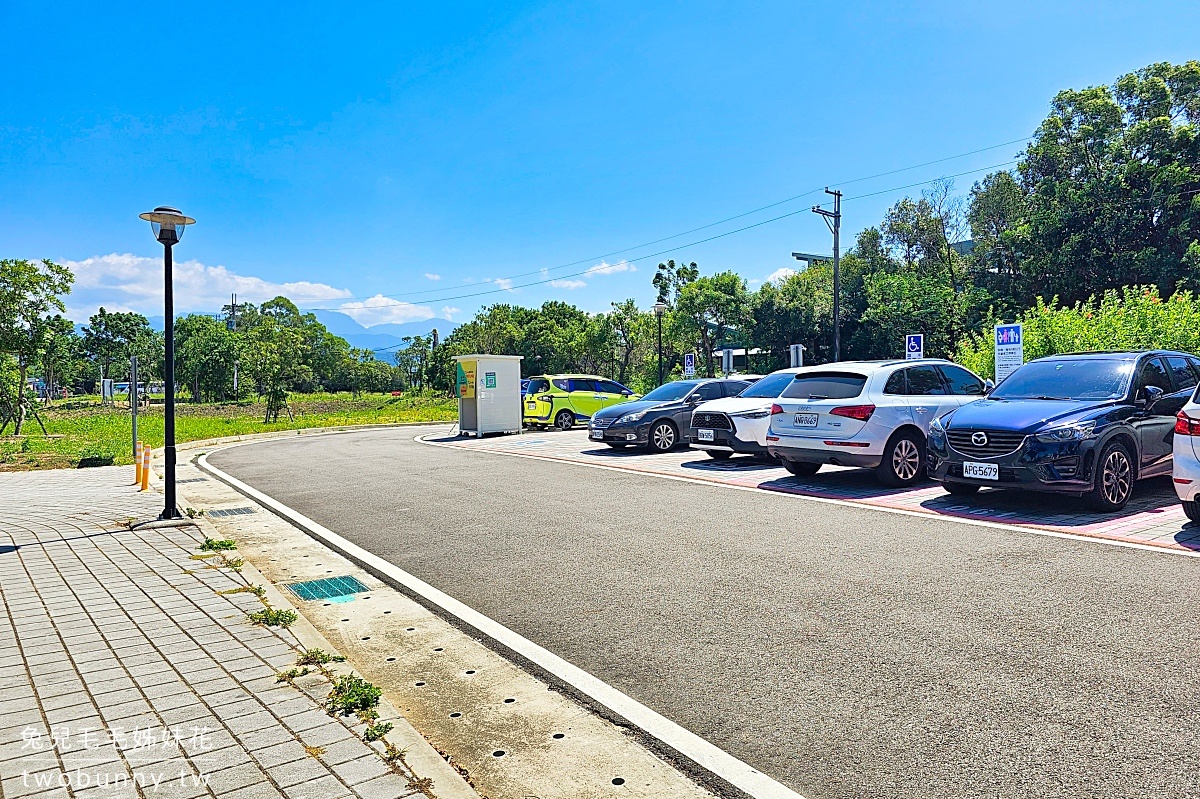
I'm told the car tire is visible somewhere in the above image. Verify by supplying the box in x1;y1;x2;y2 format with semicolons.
647;421;678;452
705;450;733;460
1182;500;1200;523
1086;439;1135;512
553;410;575;431
606;442;627;449
943;482;980;496
783;460;820;477
877;429;925;487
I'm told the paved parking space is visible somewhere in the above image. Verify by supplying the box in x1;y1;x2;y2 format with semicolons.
423;429;1200;554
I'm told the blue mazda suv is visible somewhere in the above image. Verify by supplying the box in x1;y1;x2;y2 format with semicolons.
928;350;1200;511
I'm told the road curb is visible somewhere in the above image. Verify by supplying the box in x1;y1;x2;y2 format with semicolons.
195;435;808;799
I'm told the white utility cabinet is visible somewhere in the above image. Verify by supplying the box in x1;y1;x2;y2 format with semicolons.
453;354;523;436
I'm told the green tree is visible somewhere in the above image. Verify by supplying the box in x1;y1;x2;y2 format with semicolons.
39;315;83;401
673;271;750;377
174;314;241;402
82;308;159;386
0;259;74;432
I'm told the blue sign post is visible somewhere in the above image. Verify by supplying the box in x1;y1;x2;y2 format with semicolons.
905;333;924;360
683;352;696;377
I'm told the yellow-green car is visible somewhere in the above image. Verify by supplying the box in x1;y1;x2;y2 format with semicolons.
523;375;640;430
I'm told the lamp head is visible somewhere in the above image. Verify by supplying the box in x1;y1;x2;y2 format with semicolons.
652;302;668;316
139;206;196;244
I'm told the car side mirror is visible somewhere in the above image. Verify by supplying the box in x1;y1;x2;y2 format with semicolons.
983;379;995;394
622;390;632;396
1139;385;1165;407
688;394;703;403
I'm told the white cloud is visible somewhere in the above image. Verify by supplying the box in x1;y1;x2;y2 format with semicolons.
550;279;587;290
441;306;461;319
338;294;437;326
483;277;515;292
584;260;635;276
424;273;441;281
62;253;352;321
765;267;797;285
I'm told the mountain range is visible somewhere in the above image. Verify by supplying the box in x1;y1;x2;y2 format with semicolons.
123;311;456;359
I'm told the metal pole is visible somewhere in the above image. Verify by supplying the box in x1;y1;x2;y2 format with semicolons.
656;313;664;387
161;242;179;519
130;356;138;461
831;189;842;362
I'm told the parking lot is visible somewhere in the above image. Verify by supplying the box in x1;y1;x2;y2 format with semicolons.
422;428;1200;554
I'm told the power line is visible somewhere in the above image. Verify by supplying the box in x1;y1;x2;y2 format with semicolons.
301;136;1033;308
305;160;1023;312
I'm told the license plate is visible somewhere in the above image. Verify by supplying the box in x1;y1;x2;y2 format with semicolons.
589;430;604;440
793;413;818;428
962;461;999;480
526;402;536;410
697;429;715;442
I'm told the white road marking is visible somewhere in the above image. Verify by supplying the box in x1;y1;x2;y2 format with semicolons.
417;433;1200;560
197;441;808;799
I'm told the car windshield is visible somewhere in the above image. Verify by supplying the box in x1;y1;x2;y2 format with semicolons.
990;359;1133;401
738;372;794;398
640;381;699;402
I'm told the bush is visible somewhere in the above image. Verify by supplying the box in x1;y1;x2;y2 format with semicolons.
956;286;1200;378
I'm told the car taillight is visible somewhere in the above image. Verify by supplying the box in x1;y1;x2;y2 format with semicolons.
538;394;553;402
1175;411;1200;436
830;404;875;421
770;403;785;415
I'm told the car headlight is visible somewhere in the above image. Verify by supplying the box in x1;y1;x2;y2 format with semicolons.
732;409;771;419
929;415;947;436
618;410;648;424
1035;421;1096;443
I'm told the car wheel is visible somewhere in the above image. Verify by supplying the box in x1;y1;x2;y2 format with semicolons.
705;450;733;460
877;430;925;487
1087;440;1134;512
553;410;575;431
606;442;627;449
1182;500;1200;523
647;421;678;452
943;482;980;496
783;460;820;477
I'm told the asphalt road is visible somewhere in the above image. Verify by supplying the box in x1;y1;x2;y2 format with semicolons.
210;427;1200;799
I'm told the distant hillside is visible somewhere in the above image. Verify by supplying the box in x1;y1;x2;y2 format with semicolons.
93;311;455;360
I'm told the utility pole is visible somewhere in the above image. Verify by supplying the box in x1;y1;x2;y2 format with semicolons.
812;188;842;362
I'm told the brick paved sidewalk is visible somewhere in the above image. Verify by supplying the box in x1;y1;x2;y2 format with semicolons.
0;467;467;799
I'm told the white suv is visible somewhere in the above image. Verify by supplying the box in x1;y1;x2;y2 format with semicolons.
1172;388;1200;522
766;359;989;486
688;370;803;460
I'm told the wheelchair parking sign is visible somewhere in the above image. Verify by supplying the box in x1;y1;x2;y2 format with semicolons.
905;334;923;360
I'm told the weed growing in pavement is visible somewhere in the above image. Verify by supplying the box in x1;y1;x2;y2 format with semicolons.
304;745;325;758
218;584;266;598
356;708;379;724
199;537;236;552
326;674;382;716
184;507;205;519
248;608;298;627
277;667;312;683
363;722;393;742
296;648;346;666
225;557;244;572
190;553;219;560
382;742;403;763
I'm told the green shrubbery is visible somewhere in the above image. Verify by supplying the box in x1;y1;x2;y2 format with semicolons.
957;286;1200;378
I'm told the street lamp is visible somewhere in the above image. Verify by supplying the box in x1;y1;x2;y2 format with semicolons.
652;301;668;387
138;206;195;520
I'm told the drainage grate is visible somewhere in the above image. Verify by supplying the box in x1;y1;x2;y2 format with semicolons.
284;575;369;602
207;506;256;517
177;478;208;484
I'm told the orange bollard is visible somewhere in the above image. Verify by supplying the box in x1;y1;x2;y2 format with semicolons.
140;445;151;491
134;441;143;485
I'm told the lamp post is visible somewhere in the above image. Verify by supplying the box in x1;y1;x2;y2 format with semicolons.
652;301;667;386
138;206;196;520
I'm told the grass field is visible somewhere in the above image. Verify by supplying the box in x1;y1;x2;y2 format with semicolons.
0;392;457;471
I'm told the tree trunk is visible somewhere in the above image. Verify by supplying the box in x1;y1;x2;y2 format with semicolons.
14;362;28;435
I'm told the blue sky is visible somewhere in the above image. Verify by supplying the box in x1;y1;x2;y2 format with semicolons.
3;1;1197;327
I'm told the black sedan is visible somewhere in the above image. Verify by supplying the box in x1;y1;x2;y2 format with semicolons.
928;350;1200;511
587;378;751;452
